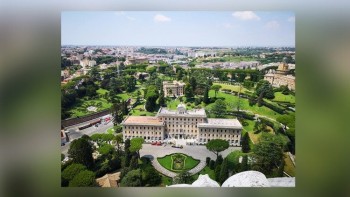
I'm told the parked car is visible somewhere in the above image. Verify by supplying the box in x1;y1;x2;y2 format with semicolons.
171;145;183;149
151;142;157;145
156;141;162;146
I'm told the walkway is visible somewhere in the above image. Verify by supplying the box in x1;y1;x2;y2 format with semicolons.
140;144;241;178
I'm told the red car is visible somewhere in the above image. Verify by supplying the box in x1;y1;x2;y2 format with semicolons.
156;141;162;146
151;142;157;145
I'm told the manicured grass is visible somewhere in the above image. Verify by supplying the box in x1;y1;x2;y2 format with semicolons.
225;150;246;166
192;166;216;180
157;153;200;172
213;83;250;93
247;126;274;144
106;127;114;134
166;98;196;110
273;92;295;103
284;153;295;177
129;103;157;116
207;90;282;120
68;97;112;118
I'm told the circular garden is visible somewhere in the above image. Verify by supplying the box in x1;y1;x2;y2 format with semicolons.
157;153;200;172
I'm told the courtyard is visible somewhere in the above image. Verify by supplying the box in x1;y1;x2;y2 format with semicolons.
139;144;241;177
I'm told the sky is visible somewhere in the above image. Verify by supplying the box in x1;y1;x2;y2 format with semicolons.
61;11;295;47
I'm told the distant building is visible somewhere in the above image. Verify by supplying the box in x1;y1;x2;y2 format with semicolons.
124;57;148;65
264;58;295;90
163;81;185;97
122;104;242;146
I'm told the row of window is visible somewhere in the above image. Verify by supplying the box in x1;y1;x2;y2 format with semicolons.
160;117;201;122
200;134;239;138
199;139;239;143
199;129;240;134
125;131;161;135
125;136;162;140
125;126;162;130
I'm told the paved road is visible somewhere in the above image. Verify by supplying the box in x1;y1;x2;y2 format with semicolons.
61;120;114;156
140;144;241;177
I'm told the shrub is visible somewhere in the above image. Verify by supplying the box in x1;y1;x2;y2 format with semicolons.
206;157;211;166
69;170;96;187
209;160;215;170
62;163;87;181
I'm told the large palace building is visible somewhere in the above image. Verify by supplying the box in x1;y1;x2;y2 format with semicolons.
163;81;185;97
121;104;242;146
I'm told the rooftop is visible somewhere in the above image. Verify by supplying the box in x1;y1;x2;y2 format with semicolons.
198;118;242;129
157;107;207;117
122;116;164;126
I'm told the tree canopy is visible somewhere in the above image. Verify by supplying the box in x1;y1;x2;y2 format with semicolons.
62;163;87;181
69;170;96;187
120;169;142;187
68;138;94;168
211;99;227;118
130;137;144;158
206;139;229;157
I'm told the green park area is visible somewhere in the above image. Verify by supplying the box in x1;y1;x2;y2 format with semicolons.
273;92;295;103
157;153;200;172
212;83;250;93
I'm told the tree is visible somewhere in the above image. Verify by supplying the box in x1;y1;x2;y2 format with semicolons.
158;89;165;107
176;69;184;80
211;99;227;118
189;77;197;92
241;155;249;171
241;132;251;153
145;85;159;111
130;137;144;159
206;139;229;157
120;169;142;187
125;75;136;92
173;171;192;184
211;84;222;98
184;83;194;99
203;85;210;104
209;160;215;170
129;155;139;169
251;133;285;175
219;159;229;184
69;170;96;187
68;138;94;169
255;80;275;99
111;99;124;125
215;155;223;168
206;157;211;166
98;144;115;155
124;139;132;167
62;163;87;182
214;164;221;182
115;133;123;154
89;66;100;81
142;166;162;186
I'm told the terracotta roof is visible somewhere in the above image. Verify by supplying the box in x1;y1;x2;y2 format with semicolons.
122;116;164;126
96;172;121;187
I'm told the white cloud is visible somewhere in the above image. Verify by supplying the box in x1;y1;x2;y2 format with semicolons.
154;14;171;22
288;16;295;23
232;11;260;21
265;21;280;30
126;16;136;21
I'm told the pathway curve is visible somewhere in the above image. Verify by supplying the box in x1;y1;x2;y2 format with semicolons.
140;144;241;178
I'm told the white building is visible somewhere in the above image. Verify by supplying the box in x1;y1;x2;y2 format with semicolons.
122;104;242;146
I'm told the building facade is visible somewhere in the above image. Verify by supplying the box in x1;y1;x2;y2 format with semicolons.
122;104;242;146
163;81;185;97
264;59;295;91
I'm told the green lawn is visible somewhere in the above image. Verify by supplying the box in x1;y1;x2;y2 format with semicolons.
129;103;157;116
225;150;246;166
207;90;282;120
191;166;216;181
213;83;250;93
68;97;112;118
157;153;200;172
96;88;109;95
273;92;295;103
166;97;196;110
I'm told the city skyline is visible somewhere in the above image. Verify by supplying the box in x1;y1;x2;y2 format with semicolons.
62;11;295;47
